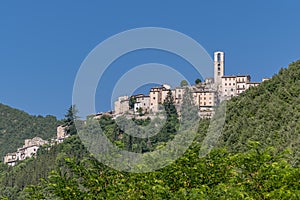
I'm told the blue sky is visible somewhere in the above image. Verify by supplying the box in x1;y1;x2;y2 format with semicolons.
0;1;300;119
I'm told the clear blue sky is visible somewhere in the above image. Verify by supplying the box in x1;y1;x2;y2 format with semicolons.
0;1;300;119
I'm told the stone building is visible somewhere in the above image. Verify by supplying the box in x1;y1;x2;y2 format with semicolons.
214;51;225;86
112;51;266;118
114;96;130;115
221;75;237;99
17;145;39;161
149;84;171;112
174;86;185;104
236;75;251;95
133;94;150;114
24;137;48;147
55;125;70;143
216;51;262;100
4;137;48;166
3;152;18;166
246;82;260;89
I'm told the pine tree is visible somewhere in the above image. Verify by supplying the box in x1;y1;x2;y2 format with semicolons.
64;105;79;135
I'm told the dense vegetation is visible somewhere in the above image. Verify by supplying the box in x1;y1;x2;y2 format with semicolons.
0;104;59;157
219;60;300;166
0;60;300;199
24;142;300;199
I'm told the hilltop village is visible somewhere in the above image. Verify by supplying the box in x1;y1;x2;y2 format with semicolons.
112;51;269;118
3;125;69;166
3;51;269;166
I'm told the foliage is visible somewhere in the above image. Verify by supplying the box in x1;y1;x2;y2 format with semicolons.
0;103;59;158
63;105;79;136
0;136;88;199
180;80;188;87
2;60;300;199
24;142;300;199
128;96;136;109
218;60;300;166
195;78;202;85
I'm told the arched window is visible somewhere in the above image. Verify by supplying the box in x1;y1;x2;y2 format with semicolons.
217;53;221;62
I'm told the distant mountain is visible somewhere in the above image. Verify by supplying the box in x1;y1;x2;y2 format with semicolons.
219;60;300;165
0;103;59;158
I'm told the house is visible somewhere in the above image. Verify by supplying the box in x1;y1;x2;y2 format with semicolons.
112;51;266;119
114;96;130;115
3;153;18;166
149;84;171;112
3;137;48;165
133;94;150;114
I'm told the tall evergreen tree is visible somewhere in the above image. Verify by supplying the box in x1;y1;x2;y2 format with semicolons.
158;91;179;142
64;105;79;135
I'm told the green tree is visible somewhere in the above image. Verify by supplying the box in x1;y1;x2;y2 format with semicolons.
157;91;179;142
129;96;136;109
180;80;188;87
64;105;79;135
195;78;202;85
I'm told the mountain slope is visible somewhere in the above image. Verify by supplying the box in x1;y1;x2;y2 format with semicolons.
1;60;300;199
219;60;300;164
0;103;59;158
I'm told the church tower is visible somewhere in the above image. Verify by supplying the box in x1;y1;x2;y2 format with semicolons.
214;51;224;85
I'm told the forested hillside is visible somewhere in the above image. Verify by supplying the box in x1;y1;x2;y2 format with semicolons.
0;104;59;157
219;60;300;165
1;60;300;199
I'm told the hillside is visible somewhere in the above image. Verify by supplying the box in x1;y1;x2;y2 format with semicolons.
0;103;59;157
219;60;300;165
1;60;300;199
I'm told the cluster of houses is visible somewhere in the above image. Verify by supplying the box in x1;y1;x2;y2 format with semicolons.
3;125;70;166
3;51;270;166
113;51;269;118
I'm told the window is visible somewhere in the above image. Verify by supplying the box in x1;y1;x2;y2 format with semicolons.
217;53;221;61
153;97;156;100
218;72;220;76
225;83;227;86
229;83;231;86
231;88;234;92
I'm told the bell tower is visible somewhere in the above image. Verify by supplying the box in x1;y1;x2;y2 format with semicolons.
214;51;224;85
